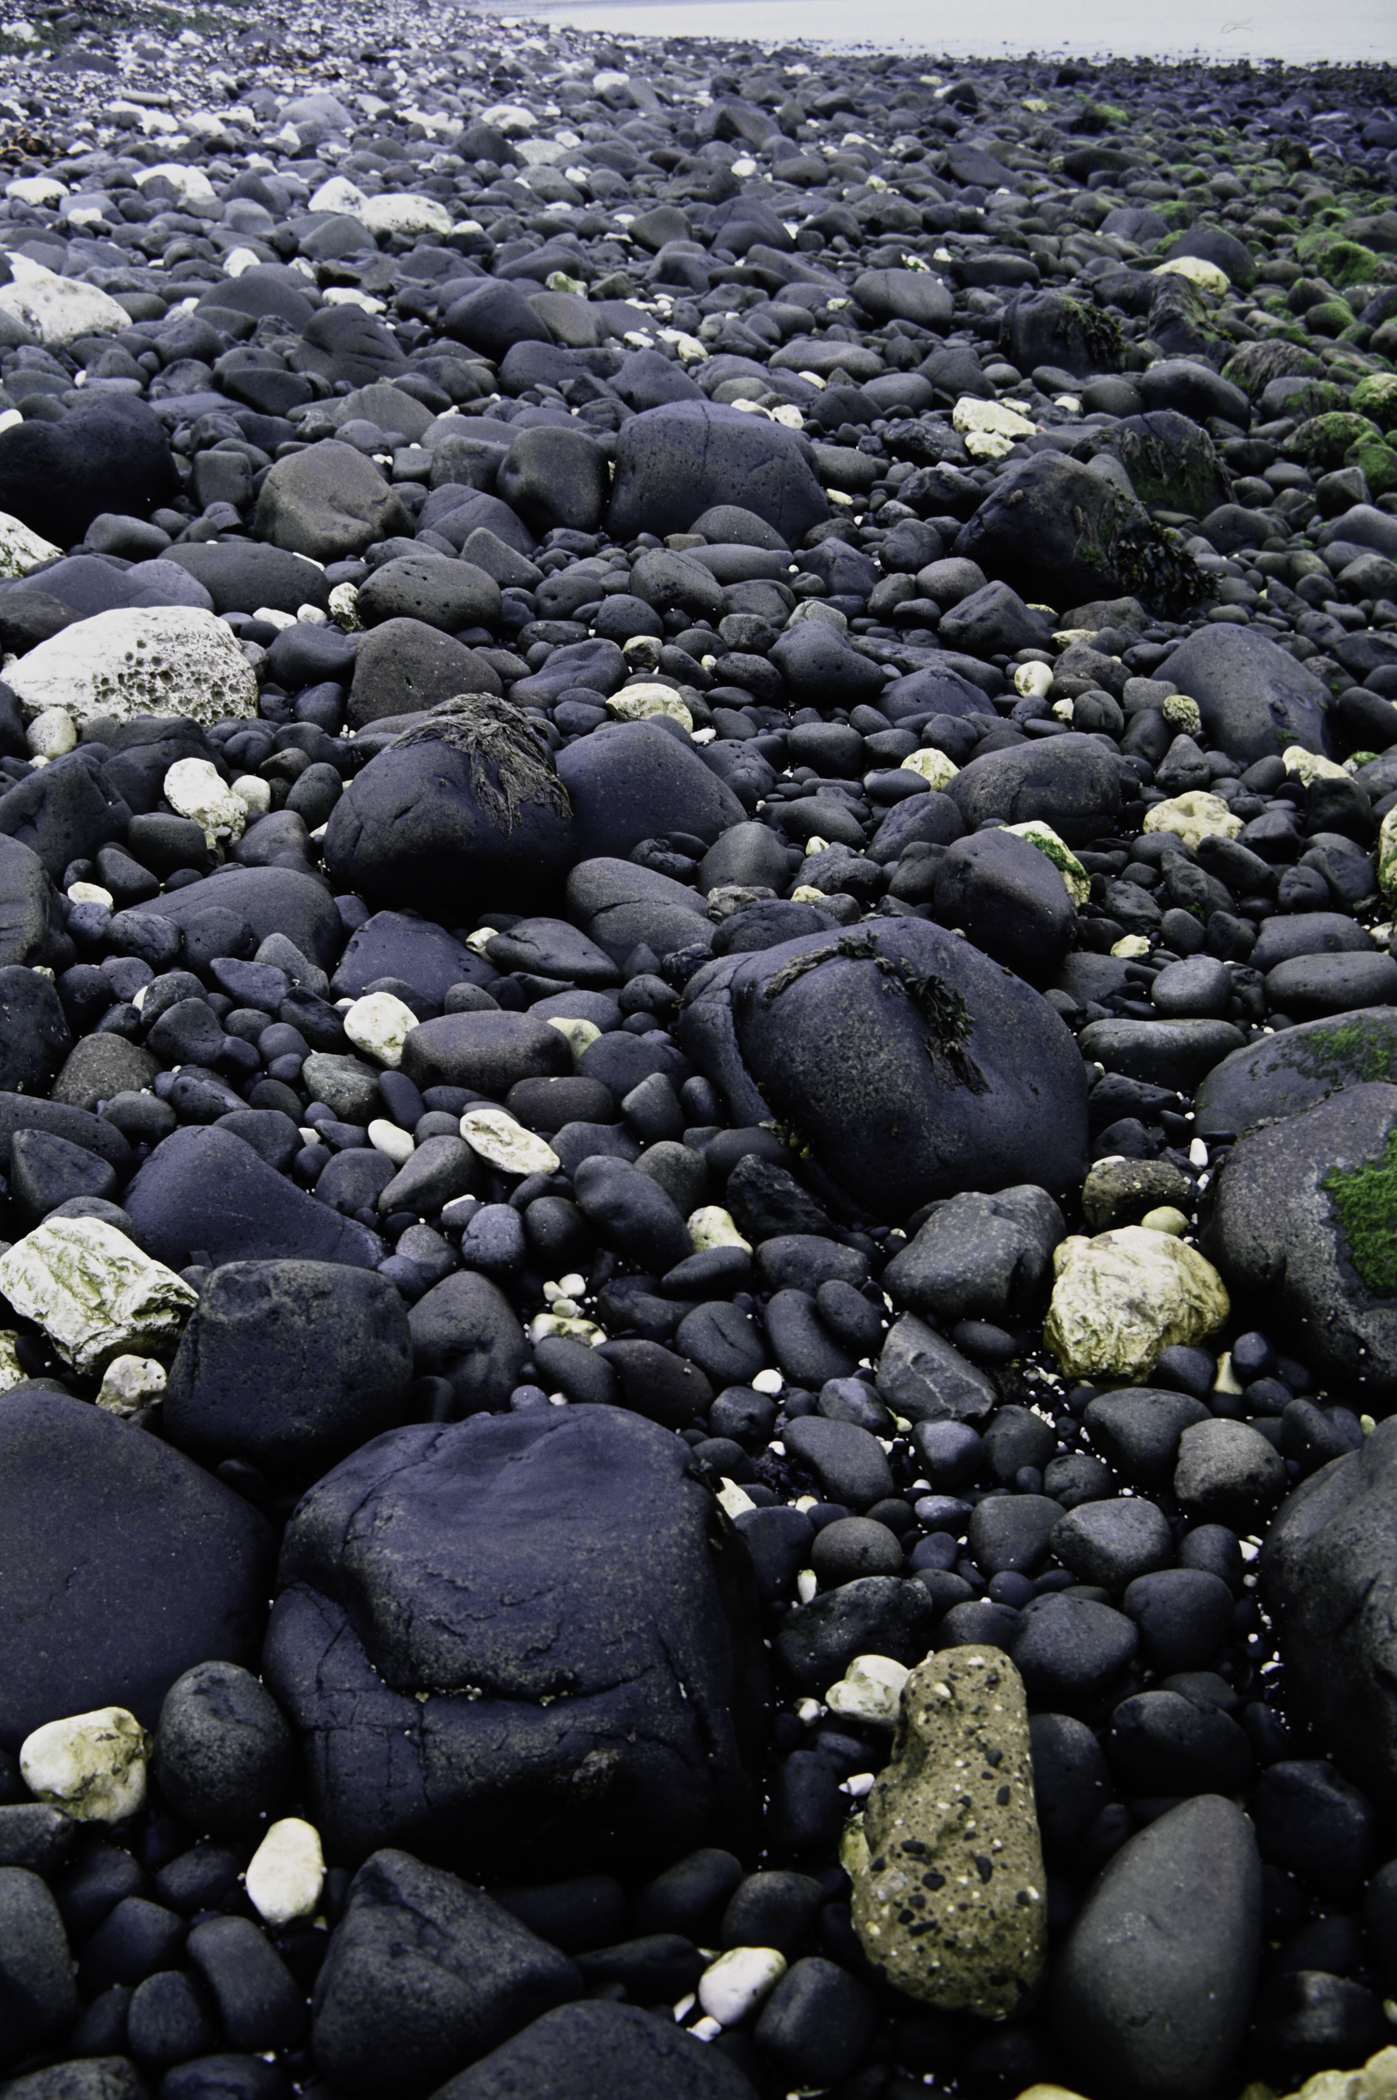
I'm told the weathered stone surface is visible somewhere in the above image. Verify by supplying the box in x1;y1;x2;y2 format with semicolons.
1044;1226;1229;1381
849;1646;1046;2017
1203;1082;1397;1403
0;1216;196;1375
6;608;257;727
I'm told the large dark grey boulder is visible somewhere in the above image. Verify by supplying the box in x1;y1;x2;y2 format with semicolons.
0;1391;272;1748
323;698;576;918
164;1260;413;1473
312;1849;580;2099
262;1407;765;1876
133;864;345;971
1263;1417;1397;1799
883;1186;1064;1323
123;1127;381;1273
677;918;1088;1222
1194;1008;1397;1135
955;452;1197;614
945;733;1120;846
1164;624;1333;766
1052;1795;1262;2100
428;2001;757;2100
556;721;746;862
607;400;827;543
1202;1081;1397;1403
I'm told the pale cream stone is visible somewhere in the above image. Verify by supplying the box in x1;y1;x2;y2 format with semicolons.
246;1817;325;1928
95;1354;167;1417
21;1707;147;1821
1142;789;1242;851
0;256;129;345
368;1119;414;1166
164;758;248;847
460;1109;560;1176
545;1016;601;1062
1044;1226;1230;1381
606;683;694;730
826;1653;912;1730
901;748;959;791
687;1206;752;1253
344;991;418;1069
26;707;76;760
698;1946;787;2026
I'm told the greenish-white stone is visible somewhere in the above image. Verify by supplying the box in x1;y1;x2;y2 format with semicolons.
0;1217;197;1375
1044;1225;1230;1381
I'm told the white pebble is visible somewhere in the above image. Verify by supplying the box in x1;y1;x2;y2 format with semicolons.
164;758;247;847
368;1118;414;1165
232;775;272;814
752;1367;783;1394
26;706;75;759
21;1706;147;1821
698;1946;787;2026
344;991;419;1069
245;1817;325;1927
95;1353;166;1417
826;1653;911;1730
67;881;113;909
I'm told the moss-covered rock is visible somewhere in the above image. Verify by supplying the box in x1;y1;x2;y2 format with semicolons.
1285;411;1386;472
1295;232;1384;288
1221;340;1323;399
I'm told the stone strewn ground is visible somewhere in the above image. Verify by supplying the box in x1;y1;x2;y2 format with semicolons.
0;9;1393;2100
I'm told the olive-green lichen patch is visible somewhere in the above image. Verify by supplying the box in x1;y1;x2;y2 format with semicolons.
1291;1017;1397;1092
1325;1128;1397;1299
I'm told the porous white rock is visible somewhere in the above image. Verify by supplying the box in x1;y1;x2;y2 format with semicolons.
20;1706;147;1821
246;1817;325;1927
95;1354;167;1417
0;1216;197;1375
344;992;418;1069
1044;1226;1230;1382
164;758;248;847
460;1109;560;1176
0;256;130;346
698;1946;788;2026
1142;790;1242;851
6;607;257;728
